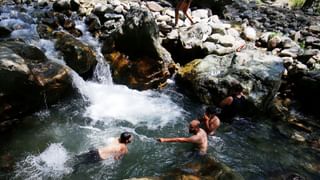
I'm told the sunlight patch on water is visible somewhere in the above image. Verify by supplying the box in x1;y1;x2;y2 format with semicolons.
14;143;72;180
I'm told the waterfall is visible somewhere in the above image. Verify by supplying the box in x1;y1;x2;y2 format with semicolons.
69;20;184;128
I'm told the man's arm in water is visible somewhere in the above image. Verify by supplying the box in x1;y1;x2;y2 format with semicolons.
157;135;199;144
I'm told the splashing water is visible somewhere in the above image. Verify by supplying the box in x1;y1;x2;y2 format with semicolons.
14;143;72;180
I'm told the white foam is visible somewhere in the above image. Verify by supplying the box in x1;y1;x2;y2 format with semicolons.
34;39;65;64
15;143;72;179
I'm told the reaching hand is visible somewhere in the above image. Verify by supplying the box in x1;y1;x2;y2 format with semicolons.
157;138;164;142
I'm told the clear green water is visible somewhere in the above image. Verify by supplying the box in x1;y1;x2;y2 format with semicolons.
0;3;319;180
0;86;319;179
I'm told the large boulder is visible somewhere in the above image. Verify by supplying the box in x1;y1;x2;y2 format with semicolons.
176;49;285;113
55;32;97;78
102;7;175;90
0;42;72;130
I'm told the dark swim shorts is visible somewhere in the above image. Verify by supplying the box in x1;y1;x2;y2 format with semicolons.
76;149;102;164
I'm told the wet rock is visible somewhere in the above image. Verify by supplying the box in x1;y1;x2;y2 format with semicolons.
0;153;14;172
291;70;320;117
0;43;72;124
146;1;164;12
55;32;97;78
102;7;175;90
37;24;54;39
105;51;170;90
0;41;47;63
70;0;80;11
0;26;11;38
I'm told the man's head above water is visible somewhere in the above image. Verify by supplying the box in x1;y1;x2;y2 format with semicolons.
119;132;133;144
189;120;200;134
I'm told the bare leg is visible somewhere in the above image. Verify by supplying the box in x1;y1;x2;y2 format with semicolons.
175;7;179;26
184;10;194;24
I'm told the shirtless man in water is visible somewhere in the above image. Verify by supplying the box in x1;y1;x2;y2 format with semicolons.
200;107;221;136
157;120;208;155
75;132;133;168
175;0;194;26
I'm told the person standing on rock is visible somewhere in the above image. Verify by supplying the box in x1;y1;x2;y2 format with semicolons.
175;0;194;26
157;120;208;156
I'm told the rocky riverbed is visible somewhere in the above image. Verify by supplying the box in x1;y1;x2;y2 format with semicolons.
0;0;319;179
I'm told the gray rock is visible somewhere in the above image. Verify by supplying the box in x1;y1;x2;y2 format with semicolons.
309;25;320;34
0;26;12;38
206;34;235;47
177;49;284;111
179;22;212;49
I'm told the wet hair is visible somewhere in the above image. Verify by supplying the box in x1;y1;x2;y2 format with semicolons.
231;84;243;94
119;132;132;143
205;106;217;115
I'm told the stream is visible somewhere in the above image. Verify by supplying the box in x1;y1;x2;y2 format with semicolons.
0;3;319;180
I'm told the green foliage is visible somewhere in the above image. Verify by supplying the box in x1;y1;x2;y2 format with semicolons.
299;40;306;49
290;0;306;8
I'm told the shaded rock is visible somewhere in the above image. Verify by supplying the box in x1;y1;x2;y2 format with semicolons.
105;51;170;90
0;26;11;38
102;7;175;90
0;153;14;172
176;49;284;113
291;70;320;117
55;32;97;78
0;43;72;126
146;1;164;12
37;24;54;39
0;41;47;63
53;0;71;12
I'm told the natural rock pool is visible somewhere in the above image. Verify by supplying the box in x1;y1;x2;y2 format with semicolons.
0;1;319;179
0;76;319;179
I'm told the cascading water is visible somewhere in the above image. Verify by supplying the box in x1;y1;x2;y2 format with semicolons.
1;3;320;180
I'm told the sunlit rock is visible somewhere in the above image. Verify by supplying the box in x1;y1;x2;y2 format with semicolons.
55;32;97;78
176;49;284;112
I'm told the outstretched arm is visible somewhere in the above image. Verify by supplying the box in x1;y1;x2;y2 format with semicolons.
158;136;198;143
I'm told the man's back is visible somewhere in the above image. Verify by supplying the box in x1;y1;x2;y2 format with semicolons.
98;139;128;160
